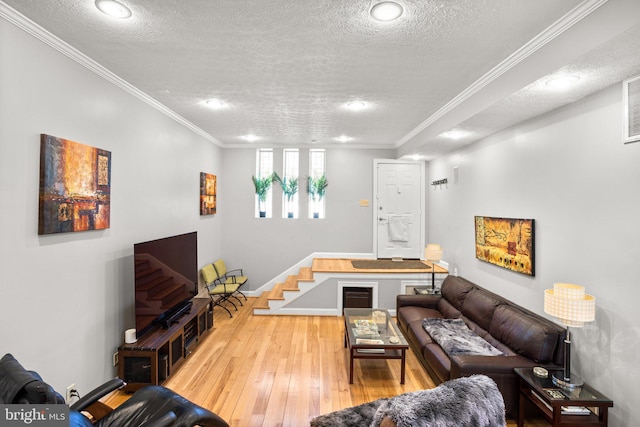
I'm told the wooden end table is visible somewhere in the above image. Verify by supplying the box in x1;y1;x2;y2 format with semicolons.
515;367;613;427
343;308;409;384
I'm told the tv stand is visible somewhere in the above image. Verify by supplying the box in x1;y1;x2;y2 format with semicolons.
117;298;212;392
161;300;193;329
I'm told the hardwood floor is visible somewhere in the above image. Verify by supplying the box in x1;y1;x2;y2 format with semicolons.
106;297;549;426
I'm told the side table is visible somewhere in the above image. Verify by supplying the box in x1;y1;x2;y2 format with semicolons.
515;367;613;427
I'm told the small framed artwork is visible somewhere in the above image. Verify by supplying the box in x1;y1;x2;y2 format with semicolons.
475;216;535;276
38;134;111;235
200;172;217;215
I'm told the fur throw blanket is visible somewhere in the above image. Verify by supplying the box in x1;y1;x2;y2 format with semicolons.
371;375;506;427
311;375;506;427
422;318;503;356
310;398;389;427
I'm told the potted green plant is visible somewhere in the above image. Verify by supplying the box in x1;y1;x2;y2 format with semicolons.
251;173;277;217
276;174;299;218
307;174;328;218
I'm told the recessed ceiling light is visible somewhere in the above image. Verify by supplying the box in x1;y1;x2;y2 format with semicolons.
335;135;353;143
241;134;260;142
344;101;368;111
370;2;404;21
95;0;132;19
205;99;226;109
545;75;580;90
441;130;470;140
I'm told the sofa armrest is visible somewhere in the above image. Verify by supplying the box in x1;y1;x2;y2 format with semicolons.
396;294;441;309
450;355;536;378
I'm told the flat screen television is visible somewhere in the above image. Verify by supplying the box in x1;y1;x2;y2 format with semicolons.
133;231;198;338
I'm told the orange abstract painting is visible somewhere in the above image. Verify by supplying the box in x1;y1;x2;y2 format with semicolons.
200;172;217;215
38;134;111;234
475;216;535;276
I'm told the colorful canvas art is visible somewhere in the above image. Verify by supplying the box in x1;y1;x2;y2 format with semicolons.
474;216;535;276
200;172;217;215
38;134;111;235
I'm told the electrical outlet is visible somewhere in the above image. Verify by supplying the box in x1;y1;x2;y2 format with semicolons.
66;383;76;403
113;352;119;366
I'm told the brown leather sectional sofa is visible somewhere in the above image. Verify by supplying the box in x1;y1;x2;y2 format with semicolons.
396;275;566;417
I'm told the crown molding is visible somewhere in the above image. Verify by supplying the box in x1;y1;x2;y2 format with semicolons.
395;0;609;148
0;2;222;146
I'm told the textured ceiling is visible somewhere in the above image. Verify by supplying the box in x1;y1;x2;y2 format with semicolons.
2;0;640;158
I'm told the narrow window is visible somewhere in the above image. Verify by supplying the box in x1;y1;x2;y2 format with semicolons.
254;148;274;218
282;149;299;218
308;149;326;219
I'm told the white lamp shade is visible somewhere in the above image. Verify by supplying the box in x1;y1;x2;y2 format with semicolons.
544;283;595;327
424;244;443;262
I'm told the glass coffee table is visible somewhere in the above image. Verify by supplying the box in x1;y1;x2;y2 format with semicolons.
343;308;409;384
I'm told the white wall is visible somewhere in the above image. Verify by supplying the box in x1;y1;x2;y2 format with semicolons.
0;17;222;395
6;6;637;423
220;147;395;288
428;83;640;426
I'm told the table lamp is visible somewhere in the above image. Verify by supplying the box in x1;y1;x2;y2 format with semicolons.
543;283;595;390
424;244;443;293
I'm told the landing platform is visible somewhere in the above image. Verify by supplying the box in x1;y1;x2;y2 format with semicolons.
312;258;448;275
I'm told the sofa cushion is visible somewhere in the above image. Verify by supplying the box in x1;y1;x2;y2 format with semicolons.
422;343;451;383
460;315;488;337
461;289;503;331
405;319;434;349
436;298;461;319
397;306;441;329
490;305;559;363
440;277;474;311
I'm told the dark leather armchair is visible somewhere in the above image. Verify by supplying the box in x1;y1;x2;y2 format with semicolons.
0;353;65;404
1;353;229;427
70;384;229;427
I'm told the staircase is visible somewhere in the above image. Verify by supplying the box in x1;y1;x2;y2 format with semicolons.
253;266;315;314
251;252;386;315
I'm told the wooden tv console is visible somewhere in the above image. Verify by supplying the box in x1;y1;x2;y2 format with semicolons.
117;297;212;392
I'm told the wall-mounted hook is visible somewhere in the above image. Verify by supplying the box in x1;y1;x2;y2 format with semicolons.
431;178;448;189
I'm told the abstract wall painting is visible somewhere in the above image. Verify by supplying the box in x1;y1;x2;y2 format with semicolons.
474;216;535;276
200;172;217;215
38;134;111;235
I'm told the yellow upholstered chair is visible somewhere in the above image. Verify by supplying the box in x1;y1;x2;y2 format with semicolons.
212;259;247;302
201;263;240;317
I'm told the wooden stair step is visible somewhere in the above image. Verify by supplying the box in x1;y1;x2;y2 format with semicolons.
253;266;312;314
254;290;272;310
270;283;286;300
283;275;299;291
298;267;314;281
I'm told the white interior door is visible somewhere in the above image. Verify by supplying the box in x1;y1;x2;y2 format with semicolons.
374;160;425;259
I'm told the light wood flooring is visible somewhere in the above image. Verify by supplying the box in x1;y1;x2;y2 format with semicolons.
106;297;549;426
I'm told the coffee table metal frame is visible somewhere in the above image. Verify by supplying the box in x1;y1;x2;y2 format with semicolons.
343;308;409;384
